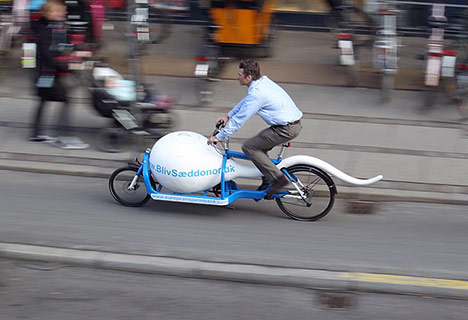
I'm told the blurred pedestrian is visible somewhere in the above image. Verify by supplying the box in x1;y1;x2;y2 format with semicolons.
29;0;88;149
207;59;303;198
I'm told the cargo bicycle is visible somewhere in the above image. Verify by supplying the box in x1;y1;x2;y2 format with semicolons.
109;122;383;221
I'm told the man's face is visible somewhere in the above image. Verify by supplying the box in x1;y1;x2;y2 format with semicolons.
238;68;252;86
46;4;67;21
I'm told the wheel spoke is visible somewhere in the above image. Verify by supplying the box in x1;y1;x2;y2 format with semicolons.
109;167;151;207
276;166;335;221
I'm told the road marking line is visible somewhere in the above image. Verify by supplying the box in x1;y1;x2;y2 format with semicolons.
343;273;468;290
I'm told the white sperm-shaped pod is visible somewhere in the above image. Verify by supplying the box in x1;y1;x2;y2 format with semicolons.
278;155;383;186
150;131;263;193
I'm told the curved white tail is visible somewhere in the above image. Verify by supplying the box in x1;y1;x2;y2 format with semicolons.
278;155;383;186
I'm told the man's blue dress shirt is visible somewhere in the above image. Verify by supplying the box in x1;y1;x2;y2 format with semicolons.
216;76;303;141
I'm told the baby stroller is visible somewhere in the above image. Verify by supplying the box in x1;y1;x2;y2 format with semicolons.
89;65;177;152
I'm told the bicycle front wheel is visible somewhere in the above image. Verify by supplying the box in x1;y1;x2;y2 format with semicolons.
109;166;150;207
276;165;336;221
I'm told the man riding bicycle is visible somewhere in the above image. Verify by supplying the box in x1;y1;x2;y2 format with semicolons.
207;59;302;198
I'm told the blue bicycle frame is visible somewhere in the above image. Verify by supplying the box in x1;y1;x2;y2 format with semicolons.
139;147;288;206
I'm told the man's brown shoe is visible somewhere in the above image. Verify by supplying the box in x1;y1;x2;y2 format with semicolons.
266;176;289;199
254;177;270;202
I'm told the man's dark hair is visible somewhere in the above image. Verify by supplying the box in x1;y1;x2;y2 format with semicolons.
239;59;261;81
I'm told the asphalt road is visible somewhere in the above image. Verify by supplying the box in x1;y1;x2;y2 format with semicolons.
1;171;467;281
2;259;468;320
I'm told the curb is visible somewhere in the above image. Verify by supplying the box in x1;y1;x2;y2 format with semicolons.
1;242;468;300
0;158;121;179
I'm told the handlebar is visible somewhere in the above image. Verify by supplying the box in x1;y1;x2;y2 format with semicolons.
215;119;225;129
211;120;225;138
209;120;226;146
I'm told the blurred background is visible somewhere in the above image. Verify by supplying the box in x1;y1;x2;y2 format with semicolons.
1;1;468;319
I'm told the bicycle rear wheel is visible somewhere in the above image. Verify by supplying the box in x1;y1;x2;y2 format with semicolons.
109;166;150;207
276;165;336;221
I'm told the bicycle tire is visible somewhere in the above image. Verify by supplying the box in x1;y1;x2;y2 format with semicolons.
109;166;151;207
276;165;336;221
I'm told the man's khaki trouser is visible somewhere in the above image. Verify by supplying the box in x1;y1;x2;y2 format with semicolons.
242;122;302;182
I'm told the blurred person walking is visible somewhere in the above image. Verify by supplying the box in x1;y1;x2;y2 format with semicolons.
29;0;88;149
207;59;302;198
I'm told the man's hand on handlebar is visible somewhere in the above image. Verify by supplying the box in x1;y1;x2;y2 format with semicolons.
217;115;229;126
207;116;228;145
207;135;220;145
208;117;227;145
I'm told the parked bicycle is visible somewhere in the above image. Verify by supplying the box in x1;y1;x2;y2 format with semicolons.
372;0;399;103
325;0;377;86
443;9;468;120
422;3;449;109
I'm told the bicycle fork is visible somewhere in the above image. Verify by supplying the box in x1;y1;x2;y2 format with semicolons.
128;164;144;190
281;169;311;206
